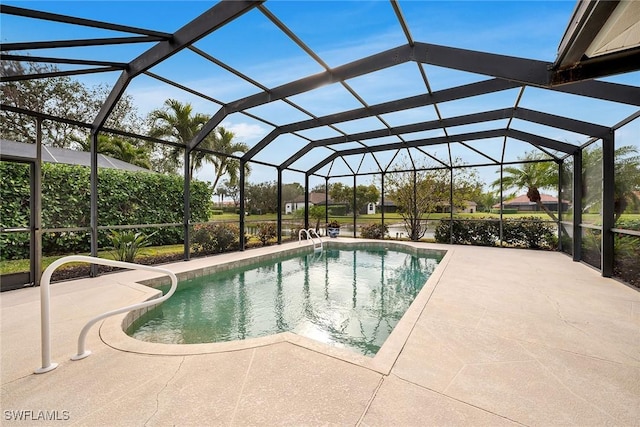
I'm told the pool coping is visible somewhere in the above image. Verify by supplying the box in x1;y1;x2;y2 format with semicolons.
99;239;453;375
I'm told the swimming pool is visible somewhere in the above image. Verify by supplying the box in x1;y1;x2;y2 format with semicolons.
128;244;444;356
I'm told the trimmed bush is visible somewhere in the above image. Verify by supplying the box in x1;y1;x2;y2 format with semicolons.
328;205;347;216
0;162;213;260
211;210;224;216
360;223;388;239
435;217;557;249
191;222;239;254
490;208;518;214
502;219;557;249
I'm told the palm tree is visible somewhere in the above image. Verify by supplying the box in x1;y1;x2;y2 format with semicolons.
207;127;250;191
582;145;640;221
148;99;209;177
78;135;151;169
102;137;152;169
492;151;559;220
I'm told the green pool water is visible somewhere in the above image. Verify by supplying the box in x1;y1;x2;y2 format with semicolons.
128;246;443;356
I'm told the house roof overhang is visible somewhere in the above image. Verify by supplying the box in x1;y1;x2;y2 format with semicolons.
552;0;640;84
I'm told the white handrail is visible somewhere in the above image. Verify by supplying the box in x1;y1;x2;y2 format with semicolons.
307;228;323;252
298;228;310;244
35;255;178;374
299;228;323;252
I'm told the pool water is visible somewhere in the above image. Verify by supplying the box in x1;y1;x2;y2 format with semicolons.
128;246;443;355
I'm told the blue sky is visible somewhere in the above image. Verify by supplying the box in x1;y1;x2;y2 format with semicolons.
2;1;639;188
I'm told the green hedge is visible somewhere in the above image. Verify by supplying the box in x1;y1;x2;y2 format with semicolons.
434;217;557;249
1;162;213;260
490;208;518;214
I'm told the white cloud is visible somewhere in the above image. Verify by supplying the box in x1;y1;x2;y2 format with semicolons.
220;122;267;145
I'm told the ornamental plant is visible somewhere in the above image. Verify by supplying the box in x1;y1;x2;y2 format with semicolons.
360;223;388;239
256;222;277;246
109;230;154;262
191;223;239;254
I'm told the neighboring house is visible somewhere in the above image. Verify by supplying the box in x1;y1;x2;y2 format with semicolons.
0;139;150;172
377;199;398;214
493;193;569;212
285;192;331;214
436;200;478;214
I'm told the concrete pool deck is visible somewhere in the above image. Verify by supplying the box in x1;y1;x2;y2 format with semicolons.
1;240;638;426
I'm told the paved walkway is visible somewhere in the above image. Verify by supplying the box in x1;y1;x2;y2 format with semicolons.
2;242;638;426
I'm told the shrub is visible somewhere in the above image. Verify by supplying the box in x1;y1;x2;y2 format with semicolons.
616;219;640;231
191;223;240;254
360;223;388;239
256;222;277;246
211;210;224;216
328;206;347;216
435;217;556;249
490;208;518;214
109;230;154;262
435;219;499;246
502;218;557;249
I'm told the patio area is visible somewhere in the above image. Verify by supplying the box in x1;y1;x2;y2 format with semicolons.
2;240;638;426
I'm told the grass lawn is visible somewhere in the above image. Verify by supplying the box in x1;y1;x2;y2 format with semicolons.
0;244;184;275
4;213;638;275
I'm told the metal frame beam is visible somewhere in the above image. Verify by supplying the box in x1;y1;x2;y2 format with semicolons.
413;42;551;86
307;128;573;175
550;79;640;106
2;66;123;82
0;5;172;38
573;150;582;262
1;54;128;68
92;0;261;131
245;79;519;161
191;43;418;150
1;37;164;52
512;108;609;138
281;107;606;169
601;131;615;277
412;42;640;105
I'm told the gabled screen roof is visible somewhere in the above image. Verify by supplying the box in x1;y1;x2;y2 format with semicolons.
1;0;638;182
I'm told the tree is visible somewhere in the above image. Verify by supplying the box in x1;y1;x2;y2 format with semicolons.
329;182;352;212
1;59;141;148
491;151;558;220
387;160;480;241
387;169;450;240
219;180;240;207
147;99;209;176
354;184;380;214
475;190;499;213
311;183;327;194
207;127;249;191
282;182;305;204
245;181;278;214
328;183;379;214
308;205;327;231
78;135;151;169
